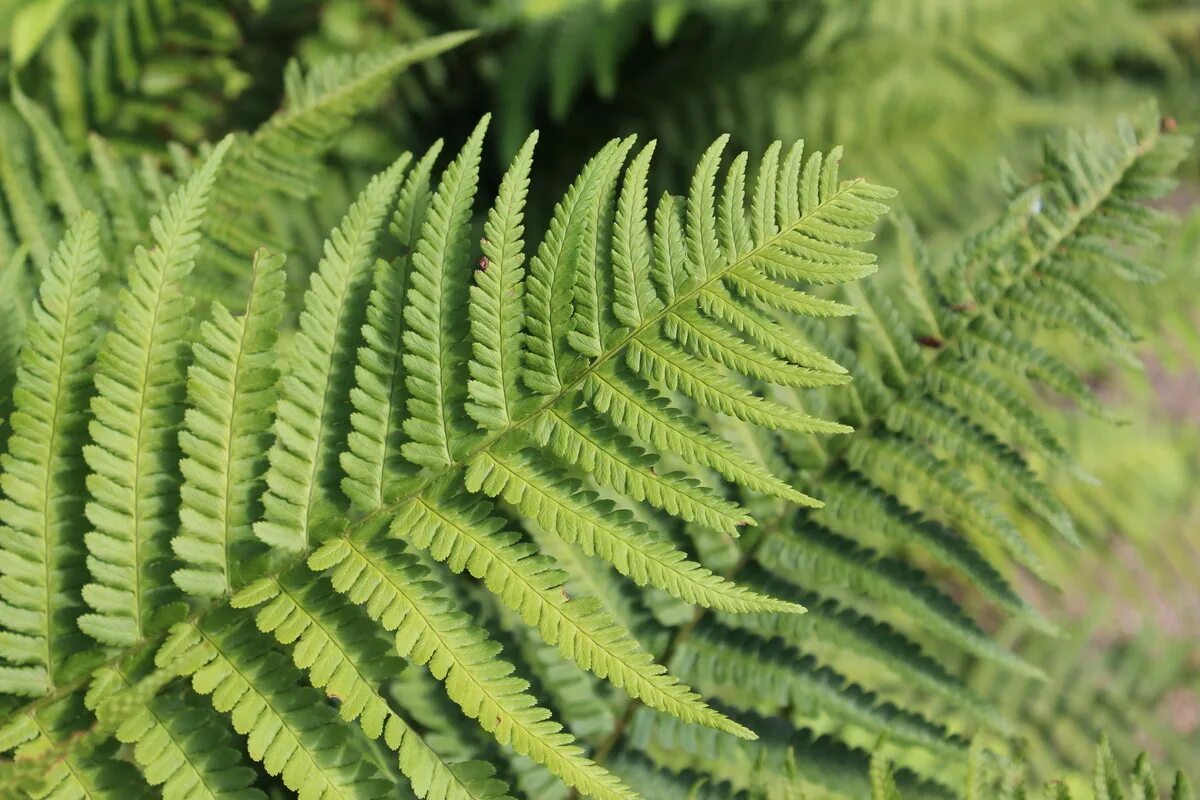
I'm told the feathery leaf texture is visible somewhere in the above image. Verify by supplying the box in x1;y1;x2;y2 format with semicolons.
79;137;234;647
0;213;103;695
0;73;1190;800
0;111;893;797
174;249;287;598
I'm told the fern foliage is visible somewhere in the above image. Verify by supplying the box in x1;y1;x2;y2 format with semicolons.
0;17;1194;800
871;737;1195;800
0;67;906;795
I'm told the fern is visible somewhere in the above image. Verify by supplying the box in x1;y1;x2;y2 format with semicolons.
0;77;898;795
0;17;1194;799
871;737;1195;800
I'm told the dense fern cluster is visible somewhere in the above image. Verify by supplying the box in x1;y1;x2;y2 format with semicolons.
0;13;1195;800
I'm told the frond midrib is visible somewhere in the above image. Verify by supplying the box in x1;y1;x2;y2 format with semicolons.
0;171;868;729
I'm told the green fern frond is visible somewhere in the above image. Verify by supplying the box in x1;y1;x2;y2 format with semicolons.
306;536;637;800
79;136;233;647
0;213;102;695
173;249;287;598
401;117;489;470
254;155;410;555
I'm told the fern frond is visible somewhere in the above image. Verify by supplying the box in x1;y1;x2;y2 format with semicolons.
759;523;1040;676
11;87;103;226
88;667;264;800
174;249;286;598
157;614;395;799
206;32;476;271
675;620;966;758
0;213;102;694
254;155;410;554
0;109;59;272
529;408;753;535
467;132;538;431
719;566;1001;727
523;140;627;395
78;136;233;647
466;448;797;615
391;487;754;739
402;117;489;470
342;142;444;511
232;576;514;800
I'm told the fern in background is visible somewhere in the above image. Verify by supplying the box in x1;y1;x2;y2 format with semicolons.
871;738;1195;799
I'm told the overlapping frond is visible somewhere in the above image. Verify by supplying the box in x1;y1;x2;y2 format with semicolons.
254;157;410;554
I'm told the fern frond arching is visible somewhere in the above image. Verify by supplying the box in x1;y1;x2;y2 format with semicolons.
230;575;514;800
467;131;538;432
156;613;396;800
307;536;638;800
0;213;102;695
87;665;264;800
78;136;233;647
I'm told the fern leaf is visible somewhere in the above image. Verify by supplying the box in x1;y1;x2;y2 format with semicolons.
467;132;538;431
0;109;59;272
530;407;753;533
523;140;623;395
568;137;633;360
718;151;754;259
677;620;965;757
208;32;475;264
11;86;103;225
174;248;286;598
342;142;444;511
255;155;410;554
612;142;662;328
760;524;1040;676
650;191;687;304
0;213;102;694
721;566;1001;727
232;576;514;800
685;136;728;279
157;614;395;800
89;667;264;800
626;336;848;437
402;117;489;470
581;366;817;506
79;137;233;646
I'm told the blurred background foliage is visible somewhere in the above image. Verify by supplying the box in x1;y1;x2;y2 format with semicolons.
1;0;1198;790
